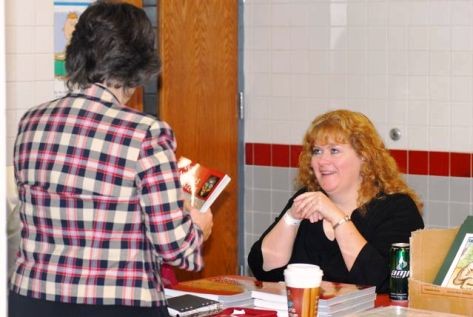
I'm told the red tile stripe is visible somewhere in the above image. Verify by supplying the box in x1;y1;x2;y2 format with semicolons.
245;143;472;177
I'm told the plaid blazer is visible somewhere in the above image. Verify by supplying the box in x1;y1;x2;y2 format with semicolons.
10;84;203;307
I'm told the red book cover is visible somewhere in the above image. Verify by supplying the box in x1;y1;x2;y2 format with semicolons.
177;157;231;212
165;275;254;304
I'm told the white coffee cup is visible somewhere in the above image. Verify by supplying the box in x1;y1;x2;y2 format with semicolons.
284;264;323;317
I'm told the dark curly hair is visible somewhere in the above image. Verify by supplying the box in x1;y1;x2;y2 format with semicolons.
297;110;423;215
65;0;160;90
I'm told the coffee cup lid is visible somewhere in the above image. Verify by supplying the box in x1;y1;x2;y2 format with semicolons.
284;263;323;288
286;263;322;272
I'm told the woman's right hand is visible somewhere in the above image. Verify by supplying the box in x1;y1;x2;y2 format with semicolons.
292;191;345;225
190;207;213;241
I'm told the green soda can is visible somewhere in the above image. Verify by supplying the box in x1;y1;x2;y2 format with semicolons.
389;243;410;301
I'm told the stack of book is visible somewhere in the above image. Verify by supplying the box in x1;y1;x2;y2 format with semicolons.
251;279;376;317
165;275;376;317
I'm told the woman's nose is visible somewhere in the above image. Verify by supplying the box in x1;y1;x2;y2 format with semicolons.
315;152;330;163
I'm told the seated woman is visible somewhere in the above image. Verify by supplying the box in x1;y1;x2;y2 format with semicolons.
247;109;424;293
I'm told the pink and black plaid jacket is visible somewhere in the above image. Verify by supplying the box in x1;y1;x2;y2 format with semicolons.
10;84;203;307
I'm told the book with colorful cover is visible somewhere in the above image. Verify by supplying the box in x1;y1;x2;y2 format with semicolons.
164;275;254;305
177;156;231;212
433;215;473;288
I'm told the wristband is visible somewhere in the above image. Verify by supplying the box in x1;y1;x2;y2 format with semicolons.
283;212;302;226
332;215;351;230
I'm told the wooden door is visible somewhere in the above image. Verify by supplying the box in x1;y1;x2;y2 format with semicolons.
159;0;239;280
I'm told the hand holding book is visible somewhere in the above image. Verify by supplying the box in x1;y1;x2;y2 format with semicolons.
178;157;231;213
189;206;213;241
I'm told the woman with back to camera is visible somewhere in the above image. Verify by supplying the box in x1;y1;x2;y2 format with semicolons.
248;109;424;292
9;1;213;316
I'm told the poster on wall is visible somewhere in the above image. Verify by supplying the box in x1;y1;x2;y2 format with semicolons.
54;0;93;97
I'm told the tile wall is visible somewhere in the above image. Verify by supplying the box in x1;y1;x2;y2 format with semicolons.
243;0;473;271
5;0;55;166
1;1;9;312
4;0;473;273
5;0;159;165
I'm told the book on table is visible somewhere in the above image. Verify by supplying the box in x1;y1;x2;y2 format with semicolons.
253;296;375;317
319;292;376;314
165;274;375;315
177;156;231;212
254;292;376;314
247;280;286;303
345;305;465;316
164;275;254;306
213;307;278;317
251;279;376;316
318;280;376;307
320;297;377;317
433;215;473;288
166;294;222;317
251;279;376;306
252;298;287;311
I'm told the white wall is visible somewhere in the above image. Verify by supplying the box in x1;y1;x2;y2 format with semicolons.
4;0;473;278
242;0;473;259
2;0;10;312
5;0;55;166
244;0;473;151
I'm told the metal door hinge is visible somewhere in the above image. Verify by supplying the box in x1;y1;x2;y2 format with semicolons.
238;91;244;120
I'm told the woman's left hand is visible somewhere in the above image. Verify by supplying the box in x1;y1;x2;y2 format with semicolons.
292;191;345;225
293;191;368;272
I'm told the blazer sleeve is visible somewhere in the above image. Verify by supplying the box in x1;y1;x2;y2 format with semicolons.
348;194;424;293
247;188;307;281
136;120;204;271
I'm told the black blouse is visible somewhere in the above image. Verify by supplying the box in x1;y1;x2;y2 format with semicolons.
247;188;424;293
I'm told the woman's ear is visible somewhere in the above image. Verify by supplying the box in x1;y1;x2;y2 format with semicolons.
123;87;136;104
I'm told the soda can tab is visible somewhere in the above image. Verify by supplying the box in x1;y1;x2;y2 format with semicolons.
389;242;409;301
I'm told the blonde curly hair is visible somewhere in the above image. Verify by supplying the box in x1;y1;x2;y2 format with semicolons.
297;109;423;214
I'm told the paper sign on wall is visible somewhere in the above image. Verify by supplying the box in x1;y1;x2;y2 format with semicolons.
54;0;93;97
